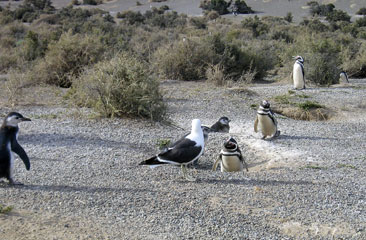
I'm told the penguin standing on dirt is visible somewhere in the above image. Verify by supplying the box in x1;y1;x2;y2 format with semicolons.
339;71;349;83
292;56;306;90
254;100;280;140
0;112;31;185
212;137;248;172
210;117;231;133
139;119;204;181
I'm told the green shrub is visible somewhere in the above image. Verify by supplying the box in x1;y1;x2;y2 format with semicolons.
306;51;340;85
206;10;220;21
0;204;13;214
297;101;324;110
83;0;103;5
190;17;207;29
355;16;366;27
284;12;293;23
72;53;166;120
19;30;48;61
300;18;329;32
356;7;366;15
153;39;214;81
234;0;253;14
326;9;351;23
13;0;55;22
340;41;366;78
200;0;230;15
31;31;106;87
242;15;269;37
117;10;145;24
307;1;335;17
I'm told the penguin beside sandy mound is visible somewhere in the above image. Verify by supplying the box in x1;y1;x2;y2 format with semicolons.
213;137;248;172
254;100;280;140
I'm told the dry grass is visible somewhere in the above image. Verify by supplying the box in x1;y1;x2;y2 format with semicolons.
273;106;333;121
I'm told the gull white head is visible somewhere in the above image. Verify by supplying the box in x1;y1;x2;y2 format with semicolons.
188;119;204;147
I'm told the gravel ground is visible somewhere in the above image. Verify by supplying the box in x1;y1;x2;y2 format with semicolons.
0;78;365;239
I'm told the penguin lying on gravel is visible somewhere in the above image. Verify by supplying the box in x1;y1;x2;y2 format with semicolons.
212;137;248;172
254;100;280;140
210;117;230;133
0;112;31;185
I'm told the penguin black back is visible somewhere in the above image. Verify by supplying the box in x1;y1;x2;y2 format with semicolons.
210;117;231;133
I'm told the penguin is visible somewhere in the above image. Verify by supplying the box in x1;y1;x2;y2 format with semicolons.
0;112;31;185
339;71;349;83
254;100;280;140
292;55;306;90
212;137;248;172
210;116;230;133
139;119;204;181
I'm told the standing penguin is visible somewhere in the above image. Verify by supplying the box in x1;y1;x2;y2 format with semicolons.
210;116;231;133
292;55;305;90
0;112;31;185
254;100;280;140
339;71;349;83
212;137;248;172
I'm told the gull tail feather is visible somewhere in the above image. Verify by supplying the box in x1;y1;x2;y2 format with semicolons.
139;156;168;166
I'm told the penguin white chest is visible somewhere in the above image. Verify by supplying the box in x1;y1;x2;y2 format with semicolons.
293;63;305;89
221;155;243;172
258;114;276;137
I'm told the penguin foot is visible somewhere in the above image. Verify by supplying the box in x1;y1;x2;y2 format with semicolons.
274;130;281;138
9;179;24;186
261;136;266;140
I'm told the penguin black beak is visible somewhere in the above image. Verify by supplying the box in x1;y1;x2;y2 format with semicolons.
21;117;31;122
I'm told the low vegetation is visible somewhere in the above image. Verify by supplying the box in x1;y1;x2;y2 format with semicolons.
0;204;13;214
273;94;331;121
1;0;366;121
72;53;166;120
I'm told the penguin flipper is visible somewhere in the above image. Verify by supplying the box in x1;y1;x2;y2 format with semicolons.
254;116;258;133
239;154;249;172
212;155;221;171
11;139;30;170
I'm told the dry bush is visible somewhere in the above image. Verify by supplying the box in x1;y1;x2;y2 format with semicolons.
153;39;214;81
72;53;166;120
5;69;39;106
273;106;333;121
31;31;106;87
340;41;366;78
205;63;227;86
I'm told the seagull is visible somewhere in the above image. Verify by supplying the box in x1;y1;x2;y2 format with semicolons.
167;125;210;166
139;119;204;181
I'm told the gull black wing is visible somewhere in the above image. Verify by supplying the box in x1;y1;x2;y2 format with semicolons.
159;138;202;164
